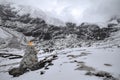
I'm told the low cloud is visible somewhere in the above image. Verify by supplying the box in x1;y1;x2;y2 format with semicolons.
1;0;120;24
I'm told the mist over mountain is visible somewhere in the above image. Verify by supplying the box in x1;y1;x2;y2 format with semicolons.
0;0;65;26
14;5;65;26
1;0;119;25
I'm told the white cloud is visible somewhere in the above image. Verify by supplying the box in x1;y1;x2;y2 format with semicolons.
1;0;120;24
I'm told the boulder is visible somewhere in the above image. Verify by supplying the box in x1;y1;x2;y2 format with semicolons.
9;67;28;77
9;54;57;77
19;46;38;69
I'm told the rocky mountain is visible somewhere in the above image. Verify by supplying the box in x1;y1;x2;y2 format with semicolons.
14;4;65;26
0;3;120;50
0;3;120;80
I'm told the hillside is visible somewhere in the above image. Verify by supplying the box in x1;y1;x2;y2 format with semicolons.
0;3;120;80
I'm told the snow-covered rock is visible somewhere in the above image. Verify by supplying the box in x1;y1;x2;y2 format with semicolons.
14;4;65;26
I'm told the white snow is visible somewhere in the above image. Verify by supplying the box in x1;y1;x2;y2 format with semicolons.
0;27;12;39
0;21;120;80
0;44;120;80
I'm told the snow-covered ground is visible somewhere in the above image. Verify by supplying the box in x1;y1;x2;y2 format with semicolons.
0;23;120;80
0;44;120;80
0;1;120;79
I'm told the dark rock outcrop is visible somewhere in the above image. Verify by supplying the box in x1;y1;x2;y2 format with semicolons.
77;23;100;40
8;54;58;77
85;71;119;80
77;22;119;40
9;67;28;77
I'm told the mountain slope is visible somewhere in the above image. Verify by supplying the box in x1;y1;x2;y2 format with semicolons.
0;24;120;80
0;2;120;80
14;4;65;26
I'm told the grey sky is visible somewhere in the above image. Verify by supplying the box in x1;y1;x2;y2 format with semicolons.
1;0;120;24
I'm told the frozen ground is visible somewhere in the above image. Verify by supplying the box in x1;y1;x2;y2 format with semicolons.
0;24;120;80
0;45;120;80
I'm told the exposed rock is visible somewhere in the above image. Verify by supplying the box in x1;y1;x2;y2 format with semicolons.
104;64;112;66
85;71;119;80
108;23;118;28
0;53;22;59
19;46;38;69
75;63;95;71
85;71;94;76
23;31;32;36
77;22;120;40
95;71;112;77
9;67;28;77
30;55;57;71
43;32;52;40
40;71;45;75
77;23;101;40
9;53;57;77
16;27;26;32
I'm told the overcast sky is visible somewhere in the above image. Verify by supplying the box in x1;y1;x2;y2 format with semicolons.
1;0;120;24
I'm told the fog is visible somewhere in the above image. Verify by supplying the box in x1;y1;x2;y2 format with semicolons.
1;0;120;24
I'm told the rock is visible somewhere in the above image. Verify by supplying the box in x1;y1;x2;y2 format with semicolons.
44;67;49;70
30;55;57;71
108;23;117;28
19;46;38;69
16;27;25;32
85;71;94;76
75;63;95;71
43;33;52;40
77;22;120;40
104;64;112;66
95;71;112;78
23;32;32;36
85;71;119;80
9;67;28;77
77;23;101;40
40;71;45;75
32;30;42;37
9;54;57;77
0;53;22;59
